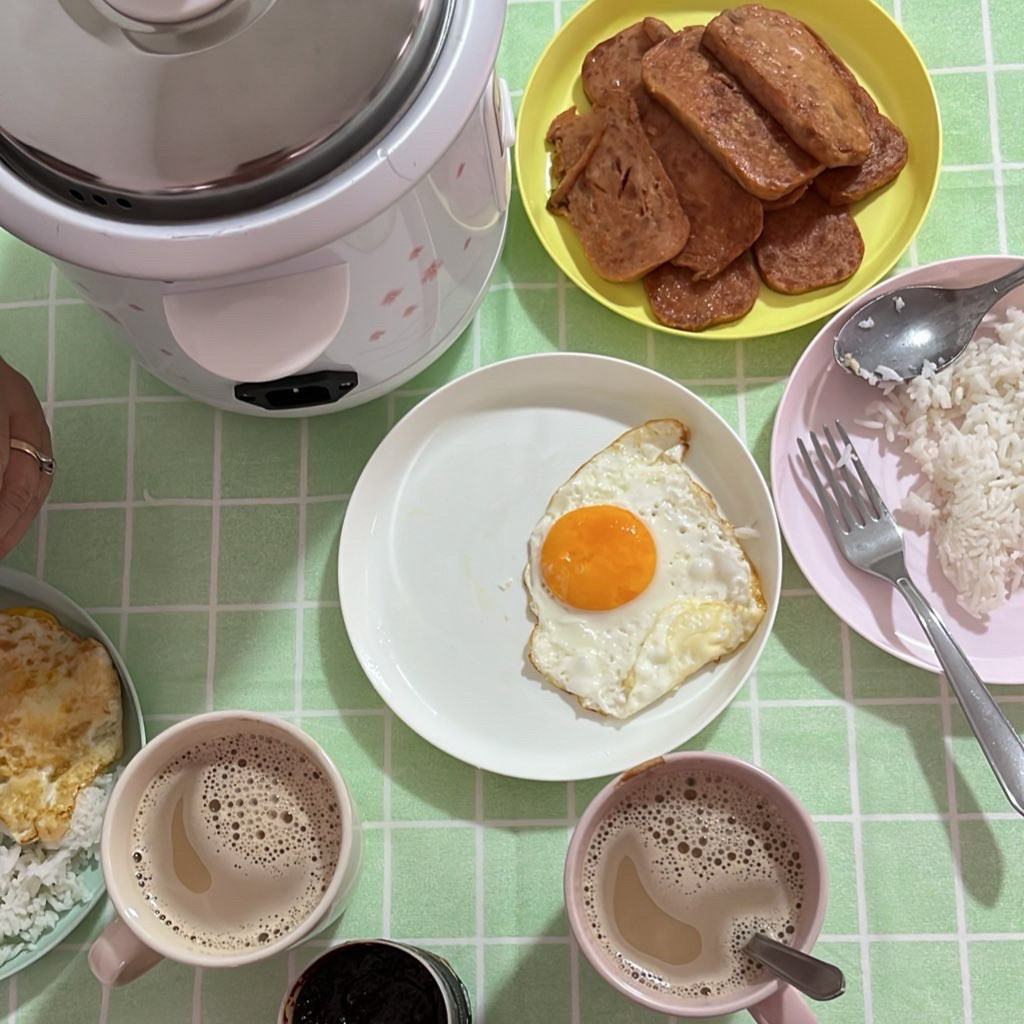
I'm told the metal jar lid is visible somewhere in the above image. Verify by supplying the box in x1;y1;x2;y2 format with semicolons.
0;0;453;221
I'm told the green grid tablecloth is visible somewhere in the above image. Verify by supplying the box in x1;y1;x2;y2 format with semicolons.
1;0;1023;1020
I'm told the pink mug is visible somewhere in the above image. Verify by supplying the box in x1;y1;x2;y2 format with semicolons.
564;752;831;1023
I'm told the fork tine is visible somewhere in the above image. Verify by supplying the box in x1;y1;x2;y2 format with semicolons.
809;430;856;532
821;424;873;524
834;420;891;520
797;437;847;536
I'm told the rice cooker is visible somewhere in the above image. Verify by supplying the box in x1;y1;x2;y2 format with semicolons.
0;0;513;415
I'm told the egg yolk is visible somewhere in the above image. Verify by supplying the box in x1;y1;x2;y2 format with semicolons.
540;505;656;611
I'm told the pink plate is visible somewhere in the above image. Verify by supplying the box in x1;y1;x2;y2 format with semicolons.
770;255;1024;684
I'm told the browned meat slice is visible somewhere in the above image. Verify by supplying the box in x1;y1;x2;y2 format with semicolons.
644;251;760;330
642;16;674;45
810;38;909;203
547;107;590;167
546;94;690;282
761;184;808;211
753;191;864;294
702;5;870;168
580;20;763;280
641;27;822;201
581;20;670;108
643;103;764;279
546;107;603;197
814;102;908;204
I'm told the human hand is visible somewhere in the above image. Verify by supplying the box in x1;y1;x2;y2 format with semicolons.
0;357;53;560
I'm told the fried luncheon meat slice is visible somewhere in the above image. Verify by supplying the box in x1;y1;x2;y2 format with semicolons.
641;25;822;202
581;19;764;281
702;4;870;168
546;93;690;282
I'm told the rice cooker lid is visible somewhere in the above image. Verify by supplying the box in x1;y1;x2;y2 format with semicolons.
0;0;454;221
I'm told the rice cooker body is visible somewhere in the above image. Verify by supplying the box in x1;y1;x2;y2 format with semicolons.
53;82;512;415
0;0;512;416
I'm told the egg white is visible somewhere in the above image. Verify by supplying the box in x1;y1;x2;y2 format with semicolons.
524;420;765;718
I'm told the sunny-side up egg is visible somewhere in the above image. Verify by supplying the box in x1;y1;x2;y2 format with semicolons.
523;419;766;719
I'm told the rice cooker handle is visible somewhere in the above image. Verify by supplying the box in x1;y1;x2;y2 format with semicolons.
495;78;515;155
492;77;515;213
88;915;165;986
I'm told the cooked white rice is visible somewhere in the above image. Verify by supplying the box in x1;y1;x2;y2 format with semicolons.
0;774;114;964
834;442;855;469
859;307;1024;618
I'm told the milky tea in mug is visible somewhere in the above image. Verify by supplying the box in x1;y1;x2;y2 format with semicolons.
129;729;342;954
573;757;819;1007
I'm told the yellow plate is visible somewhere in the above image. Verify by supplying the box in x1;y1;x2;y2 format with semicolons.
514;0;942;339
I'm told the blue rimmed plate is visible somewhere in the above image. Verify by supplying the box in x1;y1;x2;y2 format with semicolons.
0;568;145;980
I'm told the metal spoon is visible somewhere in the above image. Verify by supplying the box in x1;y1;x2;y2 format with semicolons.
744;932;845;1002
833;262;1024;382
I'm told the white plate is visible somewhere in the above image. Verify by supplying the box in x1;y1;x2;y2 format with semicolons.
338;354;781;780
770;255;1024;683
0;567;146;980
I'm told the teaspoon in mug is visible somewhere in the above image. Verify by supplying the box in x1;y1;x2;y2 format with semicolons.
744;932;845;1002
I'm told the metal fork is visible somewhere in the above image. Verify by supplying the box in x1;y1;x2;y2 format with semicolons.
798;421;1024;817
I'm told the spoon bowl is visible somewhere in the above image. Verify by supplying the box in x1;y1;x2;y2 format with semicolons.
833;262;1024;382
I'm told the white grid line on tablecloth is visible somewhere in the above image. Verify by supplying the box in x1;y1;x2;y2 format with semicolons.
567;769;582;1024
204;412;223;712
49;930;1024;953
474;769;487;1023
931;62;1024;74
941;162;1024;173
293;418;310;715
381;709;393;943
43;497;359;510
472;282;484;373
116;359;137;659
840;620;873;1022
285;931;1024;946
191;967;203;1024
49;394;189;407
0;297;82;311
980;0;1009;259
940;669;974;1024
83;601;345;613
556;266;567;354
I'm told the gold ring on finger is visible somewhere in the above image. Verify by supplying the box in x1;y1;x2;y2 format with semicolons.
9;438;56;476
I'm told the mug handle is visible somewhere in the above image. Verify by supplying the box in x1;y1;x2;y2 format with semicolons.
88;917;165;987
747;985;819;1024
